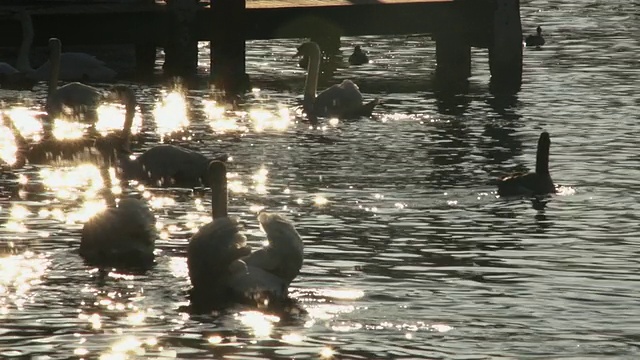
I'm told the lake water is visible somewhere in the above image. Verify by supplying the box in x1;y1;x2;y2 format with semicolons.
1;1;639;358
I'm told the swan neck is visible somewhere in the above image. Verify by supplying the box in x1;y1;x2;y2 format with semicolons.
99;166;117;208
535;137;550;175
303;44;321;105
47;39;61;101
16;12;34;73
209;162;228;219
120;90;137;152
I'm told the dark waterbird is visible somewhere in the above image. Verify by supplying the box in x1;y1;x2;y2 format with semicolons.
497;131;556;197
525;26;546;47
348;45;369;66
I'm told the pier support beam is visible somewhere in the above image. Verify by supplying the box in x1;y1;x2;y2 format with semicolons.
210;0;249;95
435;29;471;91
163;0;200;78
488;0;523;93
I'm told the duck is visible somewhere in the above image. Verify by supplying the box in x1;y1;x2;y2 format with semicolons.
15;10;116;83
348;45;369;66
187;161;303;309
497;131;555;197
525;26;545;47
294;41;379;123
80;163;156;269
45;38;105;122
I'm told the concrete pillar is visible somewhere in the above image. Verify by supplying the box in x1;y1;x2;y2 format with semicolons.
434;6;471;92
163;0;200;78
489;0;523;93
210;0;249;95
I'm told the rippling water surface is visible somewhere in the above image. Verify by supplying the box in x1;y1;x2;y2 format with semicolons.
1;1;639;358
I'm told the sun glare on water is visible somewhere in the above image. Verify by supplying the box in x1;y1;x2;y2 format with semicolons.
4;107;43;140
153;91;189;136
95;103;142;136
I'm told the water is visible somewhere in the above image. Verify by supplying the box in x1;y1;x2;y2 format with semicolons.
1;1;639;358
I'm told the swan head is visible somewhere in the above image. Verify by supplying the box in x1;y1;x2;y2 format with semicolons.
48;38;62;56
295;42;321;58
354;45;362;52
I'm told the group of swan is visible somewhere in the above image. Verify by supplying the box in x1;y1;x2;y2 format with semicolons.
0;10;116;90
188;161;303;308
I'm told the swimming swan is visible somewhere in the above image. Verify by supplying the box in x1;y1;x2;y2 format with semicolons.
187;161;303;308
45;38;105;121
348;45;369;66
295;41;379;122
525;26;545;47
497;131;555;197
15;10;116;82
80;164;156;269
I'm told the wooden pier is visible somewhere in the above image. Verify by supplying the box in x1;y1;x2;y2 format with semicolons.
0;0;523;92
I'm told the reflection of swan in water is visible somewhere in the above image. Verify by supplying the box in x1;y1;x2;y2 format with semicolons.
15;10;116;82
45;38;105;121
2;112;94;167
525;26;545;47
80;164;156;269
295;41;379;122
348;45;369;65
187;161;303;309
497;131;555;197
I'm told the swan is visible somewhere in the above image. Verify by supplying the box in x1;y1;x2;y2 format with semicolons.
187;161;303;308
80;163;156;269
15;10;116;82
45;38;105;122
497;131;555;197
2;112;95;166
525;26;545;47
0;13;37;90
348;45;369;66
295;41;379;122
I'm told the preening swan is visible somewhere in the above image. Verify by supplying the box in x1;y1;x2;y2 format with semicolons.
80;164;156;269
348;45;369;66
46;38;105;121
497;131;555;197
525;26;545;47
295;41;379;122
15;10;116;82
187;161;303;309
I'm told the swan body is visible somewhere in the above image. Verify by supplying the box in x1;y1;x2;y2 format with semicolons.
295;41;378;121
525;26;545;47
80;166;156;269
348;45;369;66
15;10;116;82
119;145;228;188
0;63;18;76
187;161;303;309
497;131;555;197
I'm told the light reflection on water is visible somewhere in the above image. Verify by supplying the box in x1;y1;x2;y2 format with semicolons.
0;1;639;358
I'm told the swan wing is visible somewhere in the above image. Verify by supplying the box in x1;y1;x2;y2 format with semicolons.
33;53;116;82
0;63;19;75
49;82;103;109
243;212;303;284
228;260;288;301
314;80;364;117
187;217;251;290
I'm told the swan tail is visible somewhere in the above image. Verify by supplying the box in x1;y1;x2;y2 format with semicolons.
343;98;380;118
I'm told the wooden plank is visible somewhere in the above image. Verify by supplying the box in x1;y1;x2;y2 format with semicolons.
245;0;453;8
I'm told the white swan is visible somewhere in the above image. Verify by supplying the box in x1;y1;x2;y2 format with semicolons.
187;161;303;308
295;41;379;121
15;10;116;82
45;38;105;121
80;164;156;269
